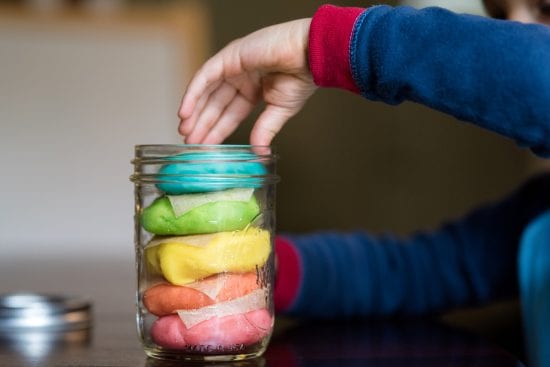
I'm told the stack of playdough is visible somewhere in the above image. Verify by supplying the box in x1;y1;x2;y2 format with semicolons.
139;151;273;351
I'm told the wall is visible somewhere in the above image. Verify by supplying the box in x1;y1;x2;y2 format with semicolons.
0;2;211;260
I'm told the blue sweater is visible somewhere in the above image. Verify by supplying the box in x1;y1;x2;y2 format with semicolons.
275;5;550;317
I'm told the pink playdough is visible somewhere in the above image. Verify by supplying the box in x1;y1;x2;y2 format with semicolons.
151;308;272;350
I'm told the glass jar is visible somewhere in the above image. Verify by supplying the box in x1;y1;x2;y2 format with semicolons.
130;145;279;362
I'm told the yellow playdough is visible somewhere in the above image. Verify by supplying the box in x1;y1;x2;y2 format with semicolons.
146;227;270;285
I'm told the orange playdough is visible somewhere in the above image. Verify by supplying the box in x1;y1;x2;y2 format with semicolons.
143;272;260;316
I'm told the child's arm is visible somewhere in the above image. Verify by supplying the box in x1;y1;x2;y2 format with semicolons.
275;172;550;317
180;5;550;155
313;5;550;156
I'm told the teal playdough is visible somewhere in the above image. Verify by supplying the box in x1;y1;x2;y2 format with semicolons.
141;196;260;235
157;152;267;194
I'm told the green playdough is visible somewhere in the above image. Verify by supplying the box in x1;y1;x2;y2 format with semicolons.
141;196;260;235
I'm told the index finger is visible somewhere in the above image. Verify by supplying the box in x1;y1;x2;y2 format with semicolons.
179;61;223;120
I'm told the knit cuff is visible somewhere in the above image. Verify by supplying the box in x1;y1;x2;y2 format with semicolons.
274;236;301;312
308;4;364;93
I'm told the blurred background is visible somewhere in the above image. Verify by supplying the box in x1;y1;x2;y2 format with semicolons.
1;0;548;361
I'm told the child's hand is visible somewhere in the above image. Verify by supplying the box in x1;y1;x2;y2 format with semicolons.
178;18;317;146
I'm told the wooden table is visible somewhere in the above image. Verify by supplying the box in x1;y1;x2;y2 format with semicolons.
0;259;525;366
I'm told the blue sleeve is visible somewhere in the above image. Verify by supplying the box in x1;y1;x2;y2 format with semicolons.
351;5;550;157
283;172;550;317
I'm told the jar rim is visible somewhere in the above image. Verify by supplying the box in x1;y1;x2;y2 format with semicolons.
135;144;273;148
130;144;279;185
134;144;275;155
133;144;277;161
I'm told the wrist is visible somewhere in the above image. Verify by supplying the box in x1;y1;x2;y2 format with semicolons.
308;4;365;93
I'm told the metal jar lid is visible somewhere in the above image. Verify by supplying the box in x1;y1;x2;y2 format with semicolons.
0;293;92;331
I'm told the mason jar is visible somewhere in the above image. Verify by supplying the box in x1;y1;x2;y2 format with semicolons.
130;145;279;362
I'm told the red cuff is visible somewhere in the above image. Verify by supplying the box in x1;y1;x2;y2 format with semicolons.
274;236;301;312
308;4;364;93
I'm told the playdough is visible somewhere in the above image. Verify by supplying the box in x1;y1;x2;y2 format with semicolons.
143;272;260;316
145;228;270;285
141;195;260;235
156;151;267;194
150;309;272;350
137;149;275;356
